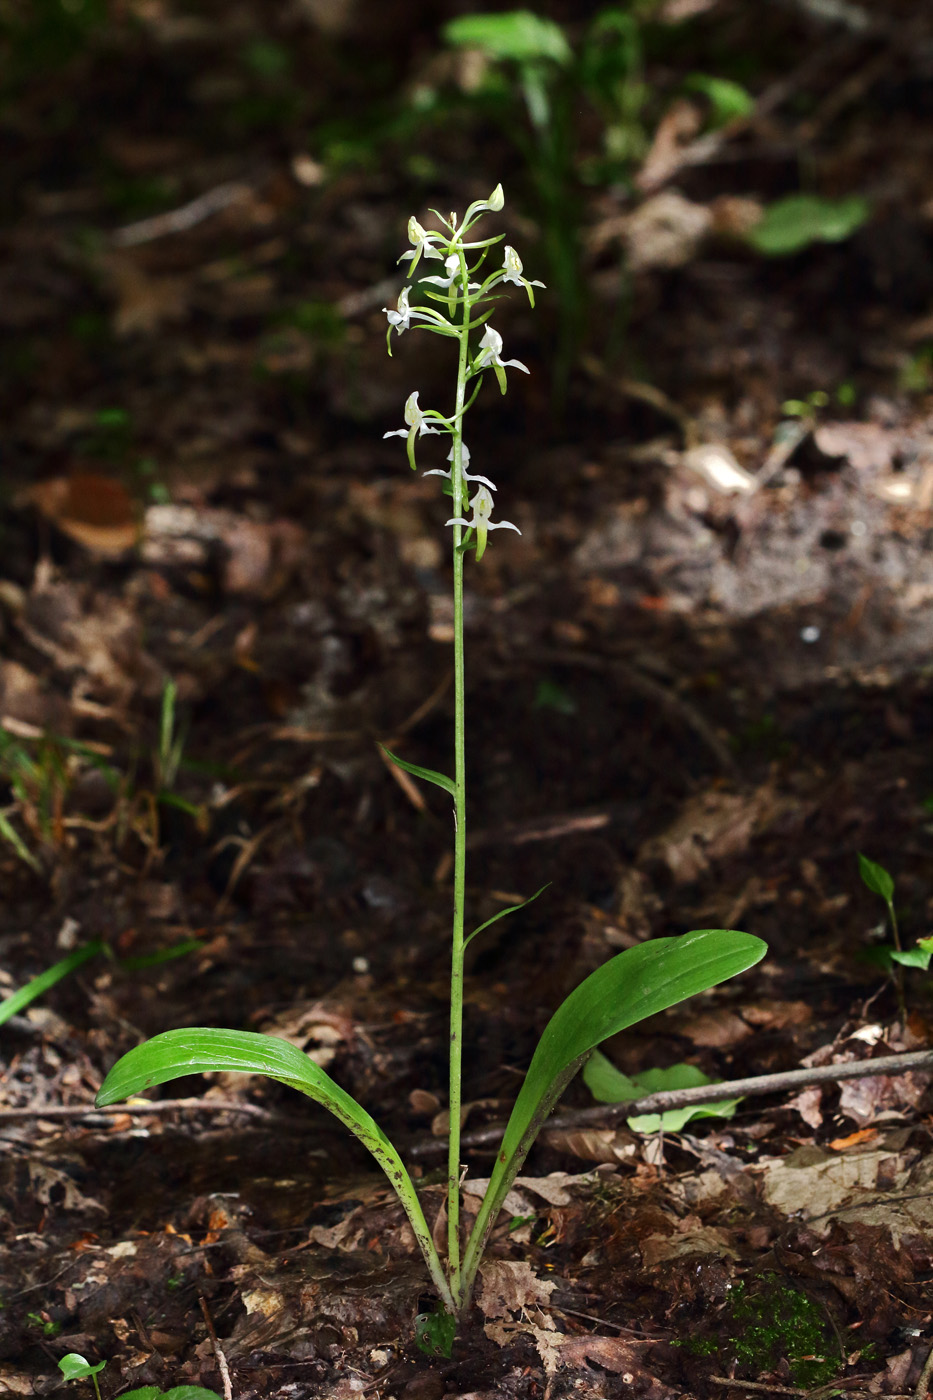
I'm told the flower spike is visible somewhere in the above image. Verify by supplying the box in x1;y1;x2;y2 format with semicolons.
446;484;520;561
384;391;444;471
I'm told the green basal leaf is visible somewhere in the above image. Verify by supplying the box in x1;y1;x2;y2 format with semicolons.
59;1355;106;1381
0;942;103;1028
463;883;549;949
858;852;894;903
443;10;572;66
380;745;455;797
461;929;766;1287
583;1052;741;1134
120;1389;161;1400
747;194;869;256
889;946;932;970
415;1307;457;1358
96;1027;454;1312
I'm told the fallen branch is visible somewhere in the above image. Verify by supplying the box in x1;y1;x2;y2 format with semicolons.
0;1096;292;1126
411;1048;933;1156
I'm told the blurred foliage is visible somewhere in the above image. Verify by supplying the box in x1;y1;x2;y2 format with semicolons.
747;193;870;256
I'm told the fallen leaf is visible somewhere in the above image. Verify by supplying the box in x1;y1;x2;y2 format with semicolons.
23;473;140;557
757;1143;912;1220
625;190;712;271
829;1128;879;1150
641;1221;739;1266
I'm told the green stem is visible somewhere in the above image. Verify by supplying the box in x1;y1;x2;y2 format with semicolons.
446;260;472;1310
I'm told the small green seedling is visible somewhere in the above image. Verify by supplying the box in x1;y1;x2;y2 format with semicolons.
59;1354;106;1400
58;1354;221;1400
859;852;933;972
94;186;766;1337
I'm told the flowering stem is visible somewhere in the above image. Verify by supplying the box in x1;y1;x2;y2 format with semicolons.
446;253;472;1308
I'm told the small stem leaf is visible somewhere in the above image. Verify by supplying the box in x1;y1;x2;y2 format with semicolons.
461;929;766;1297
96;1028;455;1314
380;745;456;797
463;884;550;949
0;942;103;1028
858;852;894;902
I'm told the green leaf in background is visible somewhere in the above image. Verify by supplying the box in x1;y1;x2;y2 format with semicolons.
462;929;766;1281
443;10;572;65
889;946;932;970
747;194;869;256
583;1051;742;1132
685;73;754;126
157;1389;224;1400
120;1388;222;1400
58;1355;106;1382
533;678;577;714
0;942;103;1028
380;745;456;797
858;852;894;903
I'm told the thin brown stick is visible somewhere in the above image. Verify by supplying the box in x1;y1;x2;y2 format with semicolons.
410;1049;933;1157
915;1339;933;1400
0;1097;293;1126
200;1296;234;1400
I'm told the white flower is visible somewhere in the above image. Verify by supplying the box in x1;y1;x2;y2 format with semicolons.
398;216;446;275
383;391;443;471
420;254;481;294
424;442;497;491
473;325;530;395
384;284;415;332
446;484;520;561
382;285;447;350
500;246;545;307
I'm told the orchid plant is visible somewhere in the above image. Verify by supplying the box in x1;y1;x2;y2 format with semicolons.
95;185;765;1342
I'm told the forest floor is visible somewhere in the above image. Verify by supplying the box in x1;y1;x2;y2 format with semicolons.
2;2;933;1398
